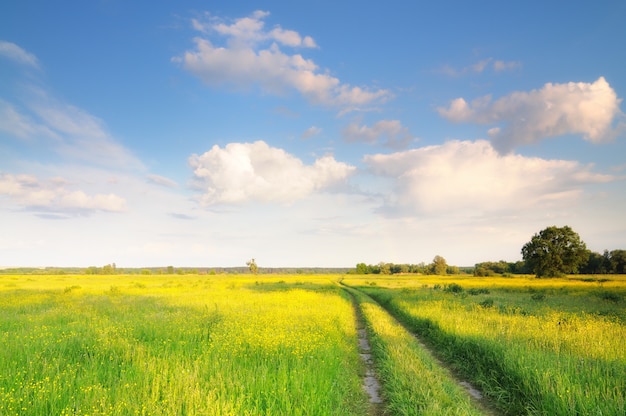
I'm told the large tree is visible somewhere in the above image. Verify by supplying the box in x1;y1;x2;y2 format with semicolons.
521;226;589;277
430;255;448;275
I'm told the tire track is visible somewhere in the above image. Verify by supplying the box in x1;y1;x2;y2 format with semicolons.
344;287;386;415
343;283;501;416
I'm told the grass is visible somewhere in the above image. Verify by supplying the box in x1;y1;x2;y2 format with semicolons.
344;274;626;415
345;286;487;415
0;274;367;415
2;273;624;415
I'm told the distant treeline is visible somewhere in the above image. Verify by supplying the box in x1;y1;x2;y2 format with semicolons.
354;249;626;276
353;256;470;276
0;264;352;275
2;249;623;276
474;249;626;276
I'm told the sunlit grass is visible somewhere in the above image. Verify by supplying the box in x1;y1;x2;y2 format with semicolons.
0;274;367;415
346;287;486;415
345;274;626;415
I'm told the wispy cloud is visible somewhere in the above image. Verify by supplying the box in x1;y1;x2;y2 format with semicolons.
300;125;322;139
438;57;521;77
147;174;178;188
0;43;143;170
438;77;624;153
169;212;196;220
189;140;355;205
174;10;392;108
0;100;56;139
0;40;40;68
342;119;417;149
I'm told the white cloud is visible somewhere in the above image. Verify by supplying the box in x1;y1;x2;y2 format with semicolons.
193;10;317;49
0;172;127;215
176;11;390;107
438;77;624;153
189;141;356;205
0;40;39;68
301;126;322;139
342;119;416;149
363;140;615;216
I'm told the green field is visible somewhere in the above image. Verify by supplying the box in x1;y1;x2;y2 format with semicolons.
1;273;624;415
343;274;626;415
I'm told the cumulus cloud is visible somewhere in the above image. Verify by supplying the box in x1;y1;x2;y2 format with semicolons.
0;173;127;215
343;119;416;149
189;141;355;205
175;10;391;107
363;140;615;216
0;40;39;68
438;77;624;153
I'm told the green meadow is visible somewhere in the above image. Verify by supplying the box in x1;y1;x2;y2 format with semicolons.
343;274;626;415
1;273;624;415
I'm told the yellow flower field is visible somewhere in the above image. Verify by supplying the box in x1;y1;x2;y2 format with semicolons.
0;274;367;415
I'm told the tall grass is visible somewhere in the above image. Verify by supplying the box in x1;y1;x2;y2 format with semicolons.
0;274;367;415
351;276;625;415
345;287;487;415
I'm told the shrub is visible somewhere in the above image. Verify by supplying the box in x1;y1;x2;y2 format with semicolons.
531;293;546;301
443;283;464;293
468;288;490;295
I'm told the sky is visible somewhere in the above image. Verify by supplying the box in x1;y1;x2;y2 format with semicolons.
1;0;625;268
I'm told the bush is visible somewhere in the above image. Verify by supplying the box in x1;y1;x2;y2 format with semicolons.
468;288;490;295
531;293;546;301
444;283;463;293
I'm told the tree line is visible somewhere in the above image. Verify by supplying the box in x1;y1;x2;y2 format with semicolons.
355;226;626;278
473;250;626;277
354;255;464;276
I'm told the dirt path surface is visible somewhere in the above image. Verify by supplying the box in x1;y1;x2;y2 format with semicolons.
345;290;386;415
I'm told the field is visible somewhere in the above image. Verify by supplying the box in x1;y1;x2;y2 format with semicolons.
343;274;626;415
1;273;624;415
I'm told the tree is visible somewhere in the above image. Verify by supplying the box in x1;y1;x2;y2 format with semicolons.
246;258;258;274
430;255;448;275
580;250;610;274
355;263;368;274
609;249;626;274
521;226;589;278
378;262;391;275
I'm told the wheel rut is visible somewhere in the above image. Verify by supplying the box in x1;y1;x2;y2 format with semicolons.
344;288;386;415
343;284;501;416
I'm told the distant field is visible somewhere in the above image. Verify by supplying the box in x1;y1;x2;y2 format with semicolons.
1;273;624;415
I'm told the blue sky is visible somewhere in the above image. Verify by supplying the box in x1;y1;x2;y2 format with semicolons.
1;0;625;268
